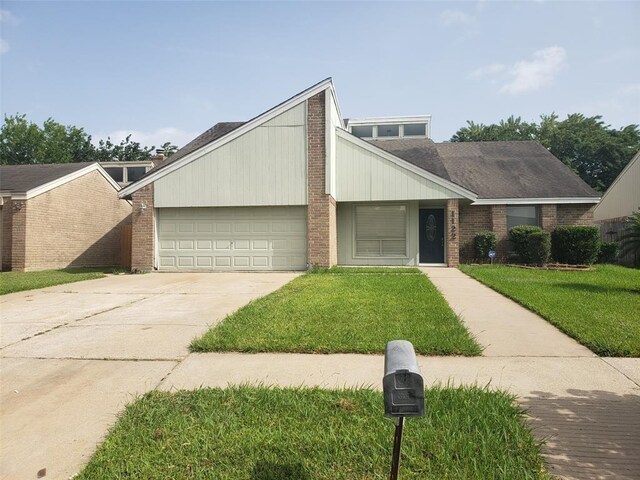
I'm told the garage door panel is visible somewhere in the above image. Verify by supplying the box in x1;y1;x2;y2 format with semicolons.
158;207;307;271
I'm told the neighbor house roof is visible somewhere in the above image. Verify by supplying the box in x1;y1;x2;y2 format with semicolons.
368;138;600;201
0;162;122;200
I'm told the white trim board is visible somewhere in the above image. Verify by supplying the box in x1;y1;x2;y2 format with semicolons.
10;163;124;201
119;78;335;199
471;197;600;205
335;128;478;200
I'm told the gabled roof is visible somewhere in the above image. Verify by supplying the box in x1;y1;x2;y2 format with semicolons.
0;162;122;199
368;139;600;202
119;78;337;198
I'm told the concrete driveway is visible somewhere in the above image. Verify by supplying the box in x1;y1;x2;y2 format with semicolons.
0;272;298;480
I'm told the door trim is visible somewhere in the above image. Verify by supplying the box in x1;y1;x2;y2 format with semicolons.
418;208;446;264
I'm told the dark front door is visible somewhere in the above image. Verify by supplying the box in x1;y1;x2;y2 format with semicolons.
419;209;445;263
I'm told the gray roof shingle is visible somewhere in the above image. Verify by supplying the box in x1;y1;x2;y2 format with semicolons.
368;138;599;199
0;162;96;193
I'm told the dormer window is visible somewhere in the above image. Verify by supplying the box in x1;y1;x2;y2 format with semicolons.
347;116;431;139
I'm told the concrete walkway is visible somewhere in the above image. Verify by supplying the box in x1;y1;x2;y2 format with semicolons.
0;272;299;480
2;269;638;479
158;268;640;480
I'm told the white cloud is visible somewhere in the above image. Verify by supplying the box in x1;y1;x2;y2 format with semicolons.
0;39;9;55
0;9;18;25
469;63;506;80
471;46;567;95
500;46;567;95
439;9;475;27
95;127;199;149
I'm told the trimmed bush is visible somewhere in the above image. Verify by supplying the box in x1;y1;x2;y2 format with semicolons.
509;225;543;264
597;242;621;264
551;226;600;265
473;231;497;262
526;231;551;264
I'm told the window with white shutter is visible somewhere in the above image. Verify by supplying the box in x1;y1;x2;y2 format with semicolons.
355;205;407;257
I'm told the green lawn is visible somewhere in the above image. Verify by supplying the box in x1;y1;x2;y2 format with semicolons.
460;264;640;357
77;386;551;480
0;268;109;295
192;269;481;355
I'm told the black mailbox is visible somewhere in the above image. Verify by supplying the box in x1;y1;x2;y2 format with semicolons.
383;340;425;417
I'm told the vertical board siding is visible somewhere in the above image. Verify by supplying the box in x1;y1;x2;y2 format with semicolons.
593;154;639;221
154;103;307;207
335;135;461;202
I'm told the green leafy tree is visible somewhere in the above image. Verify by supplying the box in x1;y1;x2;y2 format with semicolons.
451;114;640;192
0;114;45;164
620;210;640;262
94;134;154;162
160;141;178;157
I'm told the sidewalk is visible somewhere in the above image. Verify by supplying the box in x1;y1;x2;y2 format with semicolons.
160;268;640;480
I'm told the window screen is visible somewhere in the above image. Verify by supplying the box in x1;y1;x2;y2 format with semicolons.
507;206;539;231
127;167;147;182
104;167;123;182
355;205;407;257
377;124;400;137
351;126;373;138
403;123;426;136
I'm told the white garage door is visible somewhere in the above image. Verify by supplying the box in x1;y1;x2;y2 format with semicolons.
157;206;307;271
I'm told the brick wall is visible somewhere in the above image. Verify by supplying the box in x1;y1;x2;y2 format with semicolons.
130;184;155;272
10;200;27;270
307;90;337;267
446;199;460;267
491;205;509;261
540;204;558;231
1;199;14;270
459;204;492;262
15;170;131;271
557;204;594;226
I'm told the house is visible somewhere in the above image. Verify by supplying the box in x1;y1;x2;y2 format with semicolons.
0;162;132;271
593;150;640;263
118;78;600;272
100;160;155;187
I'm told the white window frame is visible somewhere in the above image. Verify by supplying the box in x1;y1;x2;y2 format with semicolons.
352;203;409;258
506;205;540;231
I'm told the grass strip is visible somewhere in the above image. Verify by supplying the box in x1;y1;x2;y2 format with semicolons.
460;264;640;357
78;385;551;480
0;268;109;295
192;269;481;355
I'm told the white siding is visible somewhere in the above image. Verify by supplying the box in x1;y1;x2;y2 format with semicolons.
593;152;640;221
154;103;307;207
335;135;462;202
325;90;341;197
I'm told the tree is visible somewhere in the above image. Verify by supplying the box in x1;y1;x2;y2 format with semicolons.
94;134;154;162
450;114;640;192
620;210;640;263
159;141;178;157
0;114;94;165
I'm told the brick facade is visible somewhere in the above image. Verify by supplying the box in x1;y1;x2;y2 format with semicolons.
557;204;594;226
540;204;558;231
2;170;131;272
306;90;337;268
130;183;155;272
490;205;509;261
459;204;492;262
445;199;460;267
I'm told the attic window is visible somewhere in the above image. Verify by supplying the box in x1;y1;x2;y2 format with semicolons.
352;126;373;138
403;123;426;136
377;124;399;137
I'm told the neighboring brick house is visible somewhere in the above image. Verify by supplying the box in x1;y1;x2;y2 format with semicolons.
0;163;132;271
118;78;599;272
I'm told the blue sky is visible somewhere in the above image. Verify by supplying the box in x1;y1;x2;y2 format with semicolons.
1;1;638;146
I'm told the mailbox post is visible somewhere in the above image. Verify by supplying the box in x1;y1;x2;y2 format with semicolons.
383;340;425;480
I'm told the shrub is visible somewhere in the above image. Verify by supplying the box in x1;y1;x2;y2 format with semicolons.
526;231;551;264
597;242;621;264
551;226;600;265
473;231;497;262
509;225;543;264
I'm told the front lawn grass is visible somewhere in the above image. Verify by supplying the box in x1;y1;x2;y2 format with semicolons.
192;269;481;355
460;264;640;357
77;385;551;480
0;268;109;295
